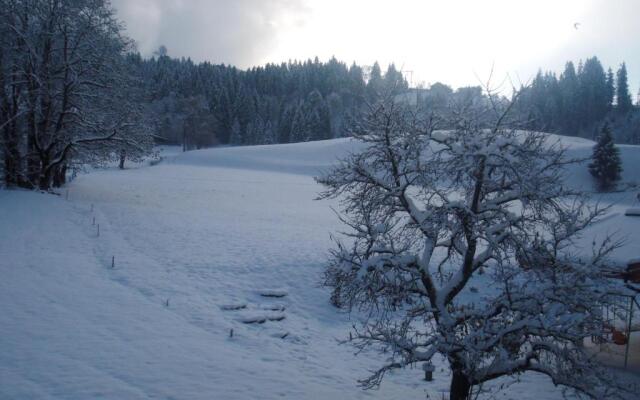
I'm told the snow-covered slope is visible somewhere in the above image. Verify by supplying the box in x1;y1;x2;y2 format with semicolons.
1;134;639;399
169;138;364;176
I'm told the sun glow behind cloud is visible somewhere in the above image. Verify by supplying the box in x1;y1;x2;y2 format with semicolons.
114;0;640;92
267;0;592;88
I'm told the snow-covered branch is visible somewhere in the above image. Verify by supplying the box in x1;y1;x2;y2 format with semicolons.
318;92;636;399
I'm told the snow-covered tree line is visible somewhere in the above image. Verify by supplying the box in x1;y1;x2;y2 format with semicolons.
134;53;640;150
133;53;408;149
318;90;639;399
0;0;154;190
515;57;640;143
3;1;636;194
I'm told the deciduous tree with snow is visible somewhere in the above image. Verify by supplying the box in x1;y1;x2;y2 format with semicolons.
317;92;637;399
0;0;153;189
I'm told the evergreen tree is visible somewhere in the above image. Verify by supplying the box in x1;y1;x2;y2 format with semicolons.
278;105;295;143
588;123;623;191
558;62;580;134
348;62;366;103
289;101;309;142
578;57;609;128
305;89;331;140
605;67;615;108
263;120;276;144
326;92;344;138
383;63;407;93
229;118;243;145
366;62;383;101
615;62;633;113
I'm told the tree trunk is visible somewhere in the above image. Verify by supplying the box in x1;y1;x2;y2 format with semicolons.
449;368;472;400
37;153;51;191
182;125;187;152
119;149;126;169
52;164;66;187
26;123;40;185
2;132;20;186
38;171;51;190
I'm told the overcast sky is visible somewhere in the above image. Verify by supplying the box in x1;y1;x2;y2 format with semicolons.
112;0;640;94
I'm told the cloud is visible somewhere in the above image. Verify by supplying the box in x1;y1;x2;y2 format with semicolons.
111;0;310;67
111;0;640;93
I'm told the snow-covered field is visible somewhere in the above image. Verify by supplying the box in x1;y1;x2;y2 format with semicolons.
1;135;639;399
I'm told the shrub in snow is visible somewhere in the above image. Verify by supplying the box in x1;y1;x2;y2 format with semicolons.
589;123;623;192
317;92;638;399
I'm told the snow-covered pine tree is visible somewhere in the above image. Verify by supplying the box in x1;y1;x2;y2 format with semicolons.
263;120;276;144
383;63;408;94
366;62;383;102
244;121;256;145
615;63;633;113
289;101;310;143
606;68;615;109
306;90;331;140
559;61;581;135
317;93;637;400
326;92;344;138
229;118;243;146
589;123;623;191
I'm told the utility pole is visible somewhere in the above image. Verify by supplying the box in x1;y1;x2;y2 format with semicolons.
403;70;414;88
402;69;416;105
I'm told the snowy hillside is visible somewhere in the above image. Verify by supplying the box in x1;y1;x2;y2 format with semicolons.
1;134;639;399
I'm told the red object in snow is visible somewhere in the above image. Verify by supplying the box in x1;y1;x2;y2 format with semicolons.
627;261;640;283
611;328;628;345
608;261;640;283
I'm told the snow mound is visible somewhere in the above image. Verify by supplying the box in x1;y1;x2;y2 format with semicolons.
269;331;290;339
258;288;289;298
237;311;286;324
219;302;248;311
170;138;364;176
165;133;640;192
260;304;286;311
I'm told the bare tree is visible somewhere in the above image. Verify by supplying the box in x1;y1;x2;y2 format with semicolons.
0;0;153;189
0;0;29;186
317;92;638;399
